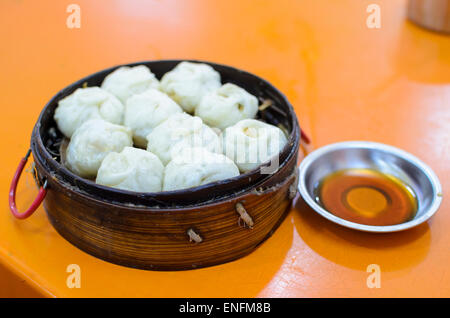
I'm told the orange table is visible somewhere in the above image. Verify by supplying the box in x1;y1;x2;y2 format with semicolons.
0;0;449;297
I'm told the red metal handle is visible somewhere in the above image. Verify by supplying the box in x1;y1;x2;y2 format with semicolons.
300;129;311;145
9;149;47;219
299;129;313;159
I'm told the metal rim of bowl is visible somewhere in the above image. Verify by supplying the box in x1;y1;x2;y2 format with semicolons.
298;141;443;233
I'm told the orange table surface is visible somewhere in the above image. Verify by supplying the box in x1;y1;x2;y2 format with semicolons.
0;0;449;298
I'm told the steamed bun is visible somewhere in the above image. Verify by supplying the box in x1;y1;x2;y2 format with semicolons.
101;65;159;103
65;119;133;178
54;87;124;138
160;61;221;113
96;147;164;192
195;83;258;129
146;113;221;165
163;147;239;191
222;119;287;173
124;88;183;147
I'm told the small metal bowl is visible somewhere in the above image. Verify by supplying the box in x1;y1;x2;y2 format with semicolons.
298;141;442;233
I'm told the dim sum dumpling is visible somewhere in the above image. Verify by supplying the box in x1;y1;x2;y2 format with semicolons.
96;147;164;192
146;113;221;165
65;119;133;178
195;83;258;129
54;87;124;138
124;88;183;148
222;119;287;173
160;61;221;113
163;147;239;191
101;65;159;103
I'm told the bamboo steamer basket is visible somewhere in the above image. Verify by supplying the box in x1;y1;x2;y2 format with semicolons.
15;60;302;270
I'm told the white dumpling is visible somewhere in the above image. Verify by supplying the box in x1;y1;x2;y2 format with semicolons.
146;113;221;165
222;119;288;173
65;119;133;178
160;61;221;113
101;65;159;103
96;147;164;192
195;83;258;129
54;87;124;138
124;88;183;148
163;147;239;191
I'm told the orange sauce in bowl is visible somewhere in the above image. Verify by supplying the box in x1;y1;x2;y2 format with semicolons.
314;168;418;226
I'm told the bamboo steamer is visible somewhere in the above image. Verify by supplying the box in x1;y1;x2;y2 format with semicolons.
29;60;301;270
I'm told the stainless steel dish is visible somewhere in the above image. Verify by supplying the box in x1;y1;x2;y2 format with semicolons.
298;141;442;233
